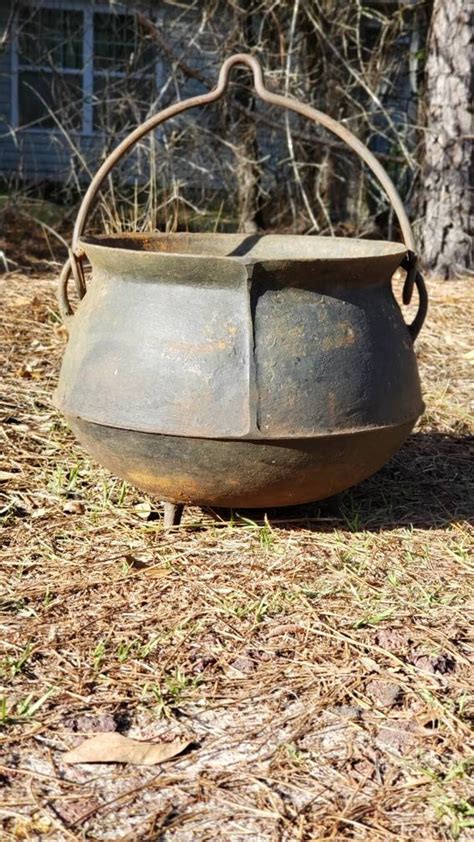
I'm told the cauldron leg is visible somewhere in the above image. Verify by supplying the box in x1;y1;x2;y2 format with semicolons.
163;502;184;529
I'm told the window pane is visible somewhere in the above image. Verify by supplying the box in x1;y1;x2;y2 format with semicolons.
18;7;83;69
93;74;156;132
19;71;83;129
94;12;154;72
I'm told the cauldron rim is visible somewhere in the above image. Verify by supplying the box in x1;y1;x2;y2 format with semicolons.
79;232;407;264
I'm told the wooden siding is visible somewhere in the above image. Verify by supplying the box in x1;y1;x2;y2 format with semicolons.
0;1;414;190
0;1;17;176
0;0;211;184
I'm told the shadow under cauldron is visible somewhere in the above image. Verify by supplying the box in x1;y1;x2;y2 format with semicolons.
209;432;473;532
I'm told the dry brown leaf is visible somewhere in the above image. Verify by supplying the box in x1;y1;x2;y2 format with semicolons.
54;323;69;341
134;501;153;519
52;797;102;825
64;713;116;734
31;507;48;519
139;565;171;578
0;470;20;481
124;554;170;577
365;678;403;709
267;623;306;637
124;554;150;570
62;732;191;765
11;295;33;307
63;500;85;515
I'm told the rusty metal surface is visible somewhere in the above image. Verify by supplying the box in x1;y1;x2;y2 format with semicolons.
54;233;424;440
68;417;417;508
56;240;253;439
54;53;429;508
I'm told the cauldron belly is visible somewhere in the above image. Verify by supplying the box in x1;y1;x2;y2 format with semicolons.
68;417;416;508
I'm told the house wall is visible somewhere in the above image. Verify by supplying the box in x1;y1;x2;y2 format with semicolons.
0;0;418;232
0;0;89;182
0;0;212;185
0;0;17;178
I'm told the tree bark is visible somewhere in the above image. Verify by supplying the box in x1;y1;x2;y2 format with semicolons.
422;0;473;278
232;3;260;234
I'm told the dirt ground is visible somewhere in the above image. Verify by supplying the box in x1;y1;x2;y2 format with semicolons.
0;271;473;841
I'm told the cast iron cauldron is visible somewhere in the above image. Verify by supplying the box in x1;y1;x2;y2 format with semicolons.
55;55;428;527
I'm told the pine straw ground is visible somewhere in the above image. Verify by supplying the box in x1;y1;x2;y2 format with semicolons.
0;271;473;842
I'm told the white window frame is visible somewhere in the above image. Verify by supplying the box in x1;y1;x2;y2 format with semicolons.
11;0;162;137
89;7;162;134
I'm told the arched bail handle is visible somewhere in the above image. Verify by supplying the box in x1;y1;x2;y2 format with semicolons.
59;52;425;330
70;52;416;254
217;53;266;92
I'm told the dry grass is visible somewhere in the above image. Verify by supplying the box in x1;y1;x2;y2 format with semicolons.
0;272;473;841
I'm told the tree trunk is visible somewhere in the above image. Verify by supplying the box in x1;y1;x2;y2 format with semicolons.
422;0;473;278
231;1;260;234
234;131;260;233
